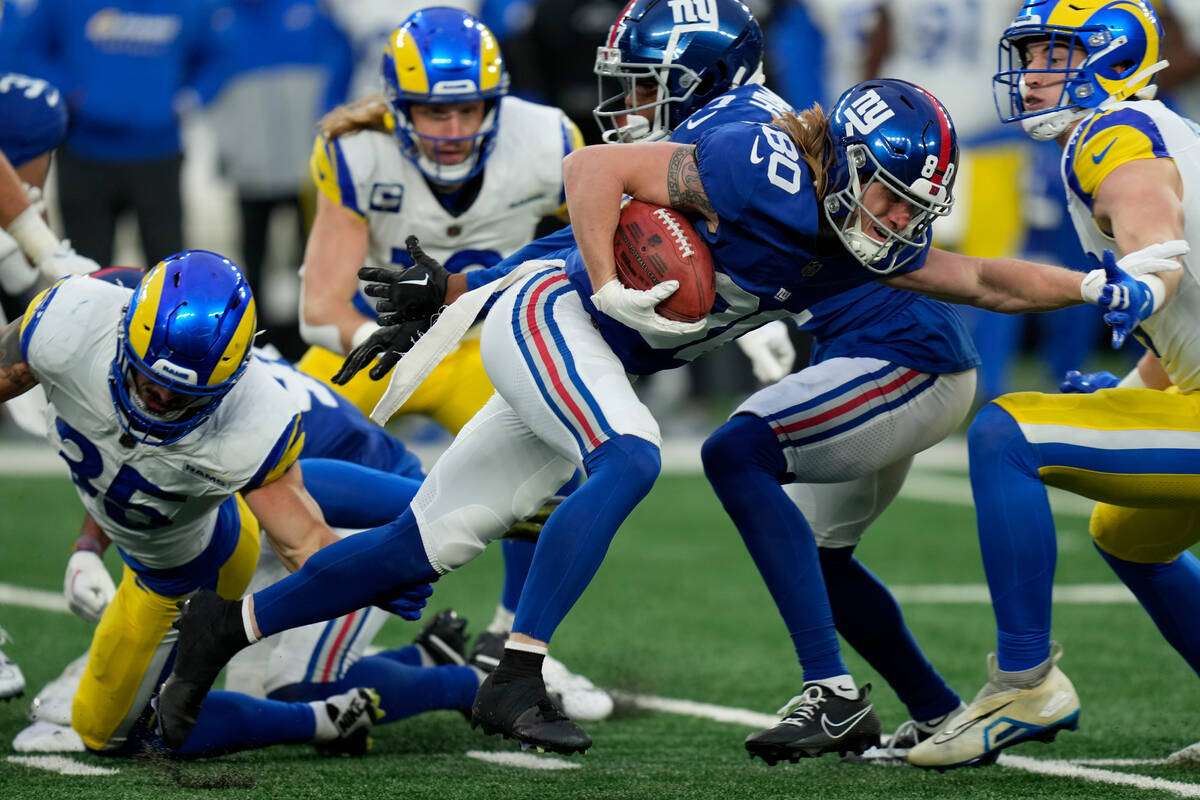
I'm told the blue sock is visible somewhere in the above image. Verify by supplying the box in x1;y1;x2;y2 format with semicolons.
172;690;316;756
1095;544;1200;677
819;546;959;719
253;510;437;637
702;414;846;681
268;658;479;719
512;435;660;641
500;539;535;613
968;403;1057;671
299;458;422;528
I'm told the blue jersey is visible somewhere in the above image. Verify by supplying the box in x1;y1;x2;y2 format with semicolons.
470;84;978;375
255;351;424;480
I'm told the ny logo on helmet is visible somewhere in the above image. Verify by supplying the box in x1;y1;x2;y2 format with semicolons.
843;90;895;137
668;0;717;25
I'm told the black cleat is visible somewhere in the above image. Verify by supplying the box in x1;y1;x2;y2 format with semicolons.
471;672;592;755
746;683;881;765
467;630;507;673
157;589;249;749
413;610;470;666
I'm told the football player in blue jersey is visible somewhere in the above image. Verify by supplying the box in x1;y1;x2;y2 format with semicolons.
591;0;975;763
157;60;1153;756
293;8;605;707
907;0;1200;770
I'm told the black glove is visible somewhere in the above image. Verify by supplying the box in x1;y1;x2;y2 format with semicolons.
360;235;449;325
330;317;429;385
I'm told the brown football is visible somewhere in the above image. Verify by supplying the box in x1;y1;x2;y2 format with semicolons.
613;200;716;322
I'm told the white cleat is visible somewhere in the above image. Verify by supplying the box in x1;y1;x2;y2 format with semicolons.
28;649;90;724
543;655;614;722
908;647;1080;771
0;627;26;701
1166;740;1200;767
12;720;86;753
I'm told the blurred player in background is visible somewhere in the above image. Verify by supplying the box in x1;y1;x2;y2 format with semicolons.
909;0;1200;770
592;0;975;764
292;6;606;713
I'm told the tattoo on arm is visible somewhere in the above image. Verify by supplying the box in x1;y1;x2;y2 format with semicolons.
666;146;716;220
0;319;36;399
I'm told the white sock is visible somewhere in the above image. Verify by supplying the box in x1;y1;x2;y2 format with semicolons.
309;701;335;742
810;674;857;699
504;640;548;656
487;605;515;635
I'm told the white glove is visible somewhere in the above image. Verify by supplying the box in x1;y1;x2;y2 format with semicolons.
590;278;707;336
0;229;37;294
64;550;116;622
1117;240;1189;277
37;239;99;282
736;320;796;384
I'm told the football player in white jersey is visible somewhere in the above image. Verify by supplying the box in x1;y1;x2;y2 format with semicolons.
909;0;1200;770
0;251;436;757
292;6;605;710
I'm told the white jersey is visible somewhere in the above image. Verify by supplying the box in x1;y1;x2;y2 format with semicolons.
1062;99;1200;392
804;0;880;107
21;277;304;569
878;0;1022;141
312;95;579;301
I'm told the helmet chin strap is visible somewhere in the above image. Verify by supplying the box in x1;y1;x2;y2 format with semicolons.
1021;107;1089;140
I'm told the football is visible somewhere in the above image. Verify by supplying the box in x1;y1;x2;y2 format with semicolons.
613;200;716;323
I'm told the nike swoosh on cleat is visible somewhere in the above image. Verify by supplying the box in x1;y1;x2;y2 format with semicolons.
821;705;873;739
931;700;1016;744
399;275;430;287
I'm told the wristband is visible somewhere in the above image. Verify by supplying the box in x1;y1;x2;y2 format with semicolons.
72;535;106;555
6;205;59;265
1138;273;1167;315
1117;368;1147;389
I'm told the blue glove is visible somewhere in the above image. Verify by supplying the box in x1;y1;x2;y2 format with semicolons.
1060;369;1120;394
375;582;433;621
1096;249;1156;349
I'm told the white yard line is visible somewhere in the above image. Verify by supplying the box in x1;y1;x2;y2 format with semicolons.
0;583;68;613
6;755;119;776
465;750;581;770
1000;755;1200;797
0;581;1136;615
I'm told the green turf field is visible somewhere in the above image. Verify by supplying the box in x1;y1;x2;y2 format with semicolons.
1;462;1198;799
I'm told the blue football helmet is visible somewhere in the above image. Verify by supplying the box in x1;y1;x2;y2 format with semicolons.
381;7;509;183
109;251;256;445
824;79;958;274
593;0;764;142
994;0;1166;140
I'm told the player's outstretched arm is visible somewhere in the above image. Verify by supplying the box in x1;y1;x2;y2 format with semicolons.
243;463;340;574
0;317;37;402
882;248;1087;313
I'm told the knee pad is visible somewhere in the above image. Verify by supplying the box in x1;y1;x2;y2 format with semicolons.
1090;502;1200;564
415;456;576;572
702;414;785;485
